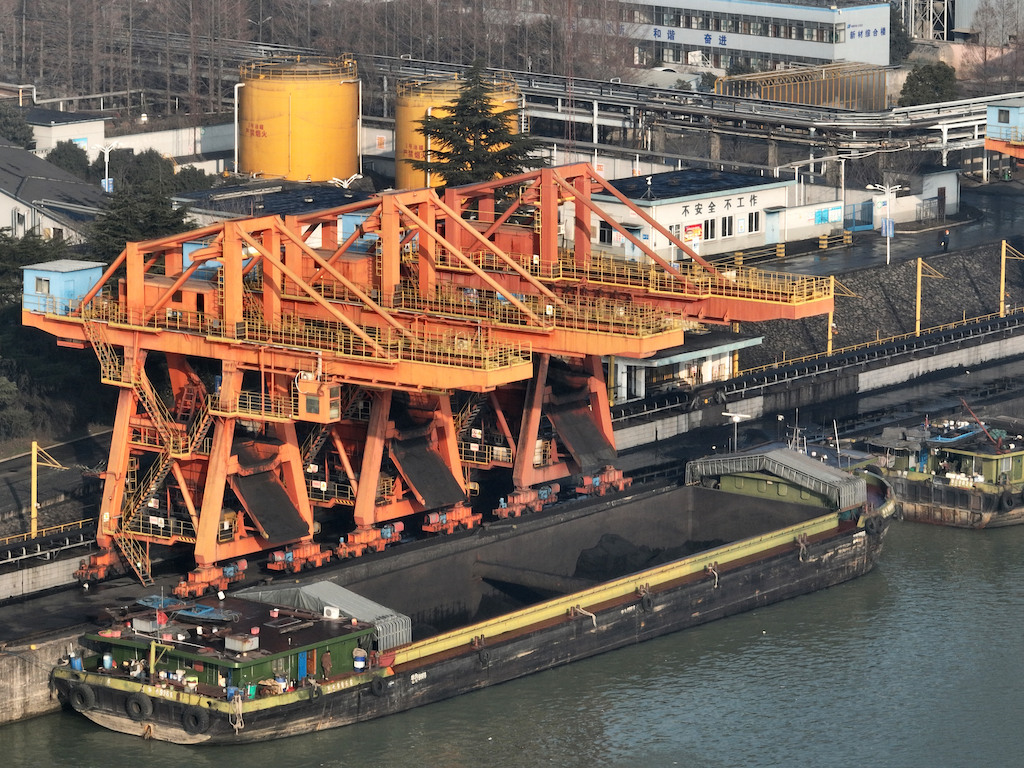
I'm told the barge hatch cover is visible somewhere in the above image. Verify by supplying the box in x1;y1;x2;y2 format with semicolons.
547;404;617;474
389;436;466;508
231;472;310;543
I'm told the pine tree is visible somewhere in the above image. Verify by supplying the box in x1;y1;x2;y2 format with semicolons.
46;140;91;181
89;188;189;260
898;62;958;107
0;104;35;150
409;62;545;188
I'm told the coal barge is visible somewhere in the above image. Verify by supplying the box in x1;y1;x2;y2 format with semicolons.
51;450;894;744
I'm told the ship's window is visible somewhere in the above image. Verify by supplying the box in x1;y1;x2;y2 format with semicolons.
800;489;811;500
777;484;788;496
758;480;768;492
999;109;1010;124
35;277;50;294
306;395;320;415
735;477;745;489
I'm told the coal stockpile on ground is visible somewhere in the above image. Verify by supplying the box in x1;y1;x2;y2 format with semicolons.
739;244;1024;369
573;533;726;582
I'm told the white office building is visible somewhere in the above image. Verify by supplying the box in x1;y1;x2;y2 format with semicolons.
617;0;891;71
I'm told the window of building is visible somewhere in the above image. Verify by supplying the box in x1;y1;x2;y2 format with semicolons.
999;109;1011;123
669;223;684;258
35;277;50;294
721;216;734;238
748;211;761;233
703;218;717;240
599;221;614;245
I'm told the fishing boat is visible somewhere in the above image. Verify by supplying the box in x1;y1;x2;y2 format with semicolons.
863;415;1024;528
50;451;894;745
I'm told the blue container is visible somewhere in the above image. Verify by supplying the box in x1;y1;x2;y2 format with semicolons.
70;656;83;671
102;653;113;670
226;686;239;702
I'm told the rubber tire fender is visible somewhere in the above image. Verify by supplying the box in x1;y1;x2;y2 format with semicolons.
478;649;492;668
125;692;154;722
370;676;386;697
182;705;211;735
641;593;654;612
68;683;95;712
864;516;883;536
1000;490;1014;513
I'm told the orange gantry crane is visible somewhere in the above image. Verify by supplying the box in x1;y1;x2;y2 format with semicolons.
23;163;833;593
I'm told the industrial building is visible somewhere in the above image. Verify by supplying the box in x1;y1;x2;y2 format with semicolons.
618;0;891;70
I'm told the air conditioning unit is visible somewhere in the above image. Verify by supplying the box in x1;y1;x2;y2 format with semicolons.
323;606;340;620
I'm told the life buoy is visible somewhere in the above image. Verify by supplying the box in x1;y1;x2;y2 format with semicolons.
125;692;154;722
641;593;654;612
865;516;883;536
181;705;211;735
370;676;386;697
999;491;1015;513
68;683;95;712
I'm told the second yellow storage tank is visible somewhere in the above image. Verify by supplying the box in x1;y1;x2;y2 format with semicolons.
395;73;521;189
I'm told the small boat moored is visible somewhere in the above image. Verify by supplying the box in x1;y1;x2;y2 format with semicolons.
863;415;1024;528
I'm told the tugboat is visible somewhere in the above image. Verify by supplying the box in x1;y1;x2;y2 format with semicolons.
863;407;1024;528
51;454;895;745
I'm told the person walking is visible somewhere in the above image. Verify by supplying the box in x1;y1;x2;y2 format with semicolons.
940;229;950;252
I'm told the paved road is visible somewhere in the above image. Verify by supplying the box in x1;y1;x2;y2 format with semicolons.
775;182;1024;277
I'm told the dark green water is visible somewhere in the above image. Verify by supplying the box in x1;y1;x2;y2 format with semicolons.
4;521;1022;768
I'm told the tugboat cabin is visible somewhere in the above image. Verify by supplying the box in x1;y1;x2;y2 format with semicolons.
81;594;381;699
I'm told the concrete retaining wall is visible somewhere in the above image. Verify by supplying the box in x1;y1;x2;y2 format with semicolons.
0;632;83;724
0;557;82;602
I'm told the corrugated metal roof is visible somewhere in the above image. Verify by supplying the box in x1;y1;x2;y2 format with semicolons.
237;581;412;650
685;448;866;510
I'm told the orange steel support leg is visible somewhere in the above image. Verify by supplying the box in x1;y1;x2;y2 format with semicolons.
193;416;235;566
583;354;616;449
351;389;392;531
512;354;549;490
75;379;138;581
434;393;466;493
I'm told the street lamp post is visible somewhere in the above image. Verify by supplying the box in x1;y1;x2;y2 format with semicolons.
248;14;272;43
99;142;118;193
722;412;752;452
867;183;902;265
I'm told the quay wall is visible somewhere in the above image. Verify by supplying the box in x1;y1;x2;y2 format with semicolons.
0;633;82;723
0;557;82;602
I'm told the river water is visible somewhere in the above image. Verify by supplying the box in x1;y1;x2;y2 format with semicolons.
3;520;1022;768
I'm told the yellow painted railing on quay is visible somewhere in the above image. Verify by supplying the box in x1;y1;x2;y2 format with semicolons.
0;517;94;547
392;510;840;666
742;304;1024;376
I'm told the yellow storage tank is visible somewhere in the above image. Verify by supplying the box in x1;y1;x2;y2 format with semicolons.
239;56;359;182
395;73;521;189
